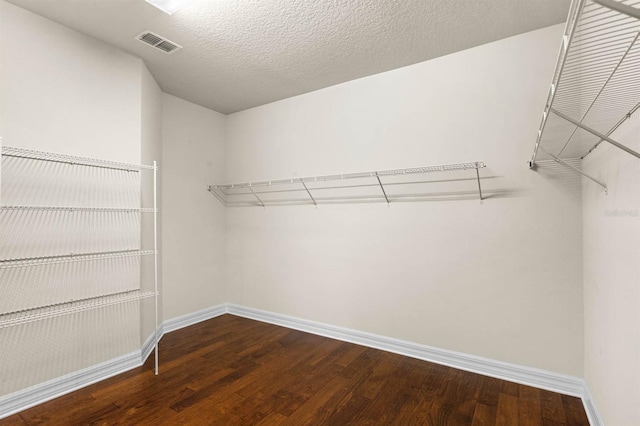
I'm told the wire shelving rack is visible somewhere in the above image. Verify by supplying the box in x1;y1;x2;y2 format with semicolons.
208;162;487;207
529;0;640;191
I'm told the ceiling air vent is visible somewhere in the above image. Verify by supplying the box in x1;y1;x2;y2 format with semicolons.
136;31;182;54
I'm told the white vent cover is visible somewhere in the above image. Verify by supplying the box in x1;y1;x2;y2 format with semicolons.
135;31;182;54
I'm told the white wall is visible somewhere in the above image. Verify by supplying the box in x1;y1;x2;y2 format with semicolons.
0;0;141;163
583;111;640;424
225;24;584;376
161;94;226;320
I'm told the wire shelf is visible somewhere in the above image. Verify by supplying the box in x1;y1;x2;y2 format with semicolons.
0;290;157;329
0;205;156;213
1;146;156;172
208;162;486;207
531;0;640;166
0;250;156;269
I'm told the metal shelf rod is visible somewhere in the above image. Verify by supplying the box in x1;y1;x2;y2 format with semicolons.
1;146;155;172
540;147;607;191
0;205;156;213
592;0;640;19
0;290;157;329
0;249;155;269
550;107;640;159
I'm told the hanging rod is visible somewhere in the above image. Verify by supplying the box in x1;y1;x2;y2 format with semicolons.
0;249;156;269
0;205;156;213
1;146;156;172
208;162;486;207
0;289;156;329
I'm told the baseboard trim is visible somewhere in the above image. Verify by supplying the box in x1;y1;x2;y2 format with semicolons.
141;323;165;363
0;351;142;420
582;382;604;426
226;303;585;398
163;304;227;334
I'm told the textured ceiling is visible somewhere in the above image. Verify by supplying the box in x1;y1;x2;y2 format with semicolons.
6;0;570;114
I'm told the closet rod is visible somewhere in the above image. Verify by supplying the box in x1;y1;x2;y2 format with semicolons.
1;146;156;172
0;250;155;269
0;205;156;213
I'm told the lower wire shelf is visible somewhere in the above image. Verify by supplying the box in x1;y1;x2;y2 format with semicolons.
0;289;157;329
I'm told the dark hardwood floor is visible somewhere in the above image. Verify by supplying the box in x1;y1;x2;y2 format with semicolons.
2;314;589;425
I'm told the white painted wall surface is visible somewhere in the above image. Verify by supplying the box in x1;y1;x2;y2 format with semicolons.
161;94;226;320
225;24;584;376
0;0;141;164
583;111;640;425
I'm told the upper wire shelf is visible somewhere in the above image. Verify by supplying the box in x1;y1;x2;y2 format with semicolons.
208;162;486;207
0;289;156;329
1;146;156;172
529;0;640;190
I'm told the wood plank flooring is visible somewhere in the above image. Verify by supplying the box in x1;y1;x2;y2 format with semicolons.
1;314;589;425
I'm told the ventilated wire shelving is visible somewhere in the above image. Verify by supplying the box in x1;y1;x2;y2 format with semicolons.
529;0;640;191
0;144;161;375
208;162;486;207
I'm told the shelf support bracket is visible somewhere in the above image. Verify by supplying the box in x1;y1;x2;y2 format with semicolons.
550;108;640;160
375;174;390;204
475;167;483;201
247;185;265;207
301;181;317;206
540;147;608;193
207;186;228;207
592;0;640;19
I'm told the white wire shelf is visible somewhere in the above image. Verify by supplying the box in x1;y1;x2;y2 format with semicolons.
1;146;156;172
208;162;486;207
0;289;157;329
0;205;156;213
0;250;156;269
530;0;640;185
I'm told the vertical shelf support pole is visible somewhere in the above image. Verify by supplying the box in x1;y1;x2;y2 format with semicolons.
375;174;390;204
153;160;159;375
301;181;317;206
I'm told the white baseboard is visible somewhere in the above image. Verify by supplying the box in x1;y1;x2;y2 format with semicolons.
582;382;604;426
162;304;227;334
0;351;141;420
226;303;585;398
2;302;601;424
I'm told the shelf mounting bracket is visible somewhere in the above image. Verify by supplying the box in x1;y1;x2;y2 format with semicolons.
247;185;265;207
540;147;608;193
301;181;317;206
550;108;640;160
375;174;390;204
